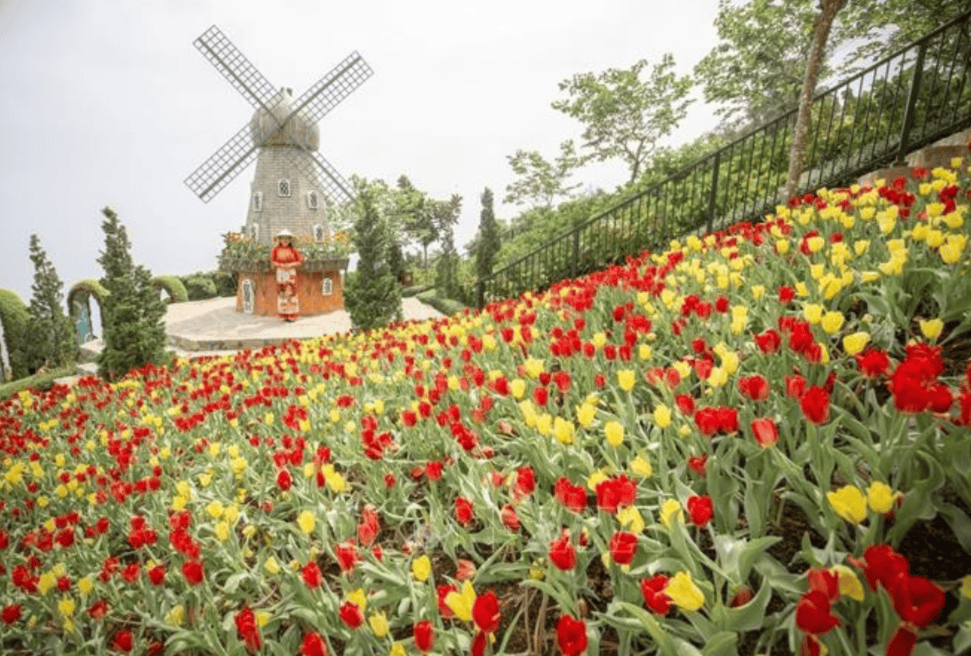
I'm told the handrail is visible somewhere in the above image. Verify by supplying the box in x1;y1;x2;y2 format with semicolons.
477;9;971;307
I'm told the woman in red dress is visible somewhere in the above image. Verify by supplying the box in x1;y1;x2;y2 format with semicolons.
271;229;304;321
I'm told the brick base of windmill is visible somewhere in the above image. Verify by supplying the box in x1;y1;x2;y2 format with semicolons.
219;234;349;317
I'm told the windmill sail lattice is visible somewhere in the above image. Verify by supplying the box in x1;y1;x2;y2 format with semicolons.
184;25;372;205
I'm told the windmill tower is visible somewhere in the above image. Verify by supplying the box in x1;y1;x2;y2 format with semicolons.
184;26;372;315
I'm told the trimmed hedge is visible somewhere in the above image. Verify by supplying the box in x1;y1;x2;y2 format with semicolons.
0;289;31;380
401;283;434;298
152;276;189;303
416;287;469;317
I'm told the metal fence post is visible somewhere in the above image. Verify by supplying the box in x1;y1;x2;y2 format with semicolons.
707;152;721;234
571;228;580;278
895;41;928;165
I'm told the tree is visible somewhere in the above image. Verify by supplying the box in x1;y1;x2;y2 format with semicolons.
504;140;583;209
395;175;437;269
428;195;462;299
25;234;76;371
475;187;501;281
96;207;168;381
694;0;824;125
784;0;845;199
552;55;693;184
344;180;402;331
694;0;959;128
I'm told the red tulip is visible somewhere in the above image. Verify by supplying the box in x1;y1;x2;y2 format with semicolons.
334;540;358;572
595;475;637;514
514;466;536;499
799;385;830;424
301;561;323;588
852;544;910;591
888;573;945;627
1;604;21;625
182;560;204;586
413;619;435;653
795;589;840;635
455;496;475;526
640;574;671;615
357;505;380;546
548;532;577;571
500;504;520;532
750;417;779;448
886;625;918;656
556;615;588;656
112;630;134;653
338;601;365;629
554;477;587;513
686;495;714;528
806;567;839;601
300;632;327;656
737;374;770;401
609;531;638;565
855;348;890;378
234;607;262;654
276;469;292;491
472;590;501;634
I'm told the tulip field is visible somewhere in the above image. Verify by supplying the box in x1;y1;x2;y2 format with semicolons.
3;161;971;656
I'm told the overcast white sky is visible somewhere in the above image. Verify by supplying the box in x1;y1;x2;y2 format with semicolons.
0;0;724;304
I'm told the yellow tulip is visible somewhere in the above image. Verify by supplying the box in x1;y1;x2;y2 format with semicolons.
832;565;865;601
659;499;684;529
665;571;705;611
369;612;390;638
842;332;870;356
820;311;845;335
618;369;636;392
412;555;432;582
653;405;672;428
867;481;895;514
827;485;867;524
445;581;476;621
297;510;315;535
919;318;944;341
604;421;624;448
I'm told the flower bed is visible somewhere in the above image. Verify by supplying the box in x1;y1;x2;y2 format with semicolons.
2;162;971;656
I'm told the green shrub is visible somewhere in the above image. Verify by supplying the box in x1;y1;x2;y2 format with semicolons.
0;289;31;380
180;274;218;300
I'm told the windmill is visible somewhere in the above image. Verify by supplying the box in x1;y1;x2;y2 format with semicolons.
185;25;372;316
185;25;372;244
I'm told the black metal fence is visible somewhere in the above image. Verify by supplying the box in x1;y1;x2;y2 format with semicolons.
477;10;971;307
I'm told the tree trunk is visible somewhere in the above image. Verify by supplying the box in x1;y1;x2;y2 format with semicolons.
784;0;844;200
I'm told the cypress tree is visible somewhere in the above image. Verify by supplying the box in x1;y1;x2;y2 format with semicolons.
475;187;501;281
26;234;77;371
96;207;168;380
344;182;402;332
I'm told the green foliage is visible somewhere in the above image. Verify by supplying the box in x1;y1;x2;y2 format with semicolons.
153;275;189;303
552;54;694;183
394;175;438;267
344;180;403;332
0;364;76;399
415;286;470;317
0;289;31;380
180;274;218;301
475;187;502;281
25;234;77;372
96;207;168;381
504;140;583;209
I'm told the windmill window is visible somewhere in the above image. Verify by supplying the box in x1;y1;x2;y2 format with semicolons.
322;277;333;296
313;224;325;242
307;191;319;209
252;191;263;211
248;224;259;241
278;179;291;197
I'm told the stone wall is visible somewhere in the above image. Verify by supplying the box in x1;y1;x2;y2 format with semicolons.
245;146;331;244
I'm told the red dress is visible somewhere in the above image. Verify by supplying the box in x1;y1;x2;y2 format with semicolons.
271;243;303;320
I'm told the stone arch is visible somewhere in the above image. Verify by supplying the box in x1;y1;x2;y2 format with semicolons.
67;279;109;345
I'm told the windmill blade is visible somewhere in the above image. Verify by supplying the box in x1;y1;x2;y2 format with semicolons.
194;25;278;111
284;148;355;205
289;52;373;125
184;123;260;203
